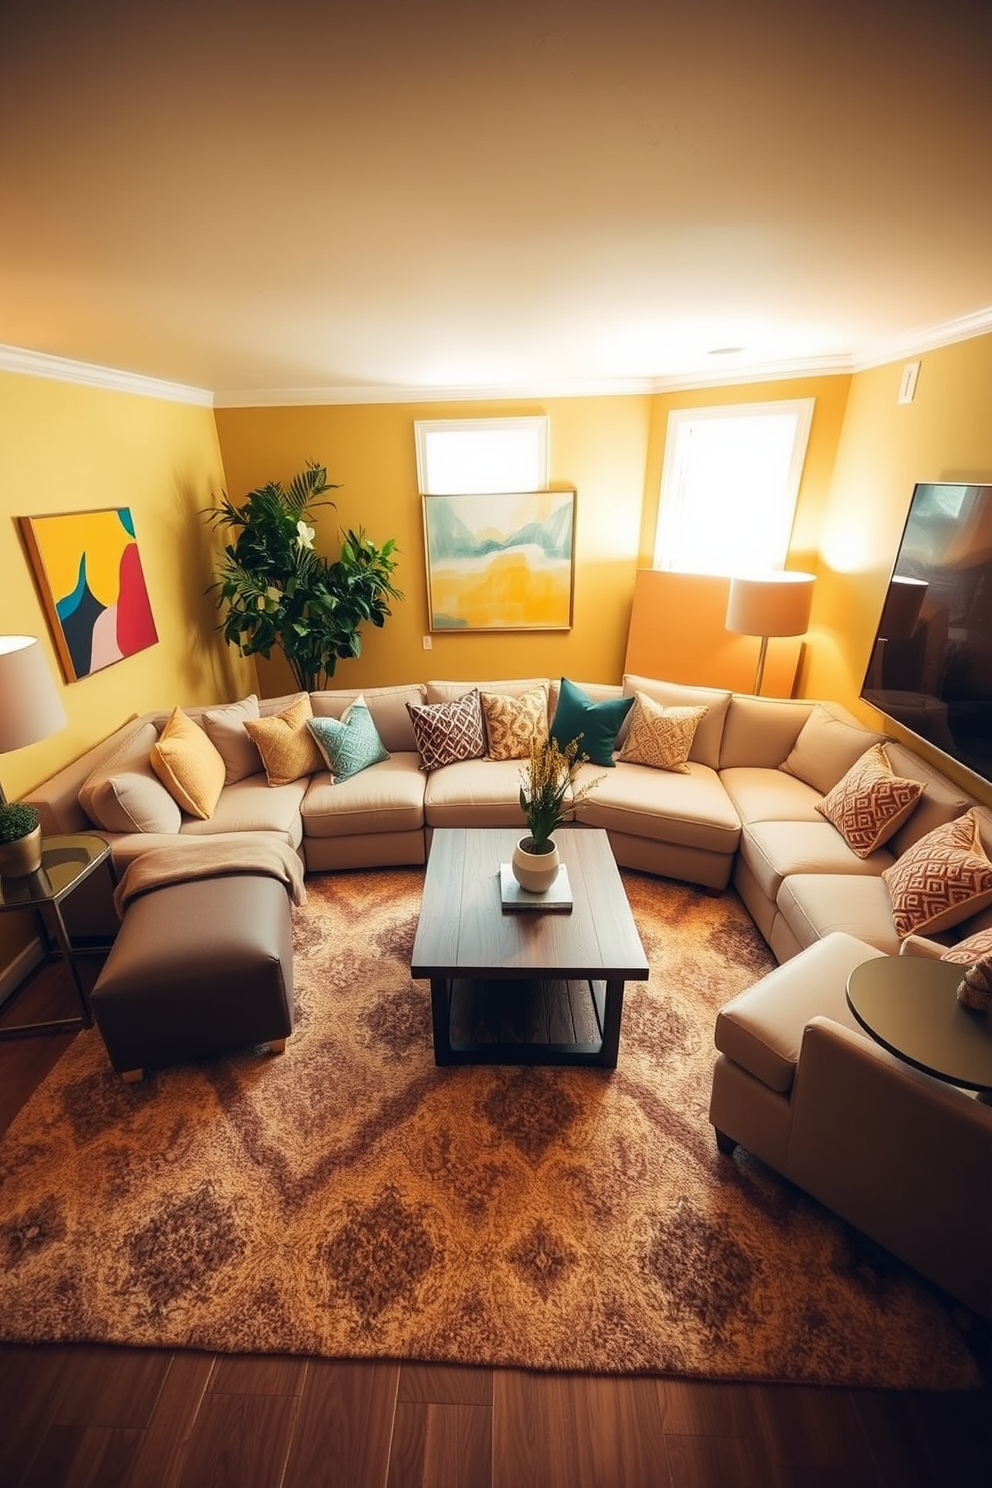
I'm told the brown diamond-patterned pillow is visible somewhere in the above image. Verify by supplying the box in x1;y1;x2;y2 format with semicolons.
816;743;923;858
940;927;992;965
617;692;707;774
407;690;487;772
480;685;549;761
882;809;992;938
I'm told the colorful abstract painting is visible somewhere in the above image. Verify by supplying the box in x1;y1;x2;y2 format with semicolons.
20;509;159;682
423;490;575;631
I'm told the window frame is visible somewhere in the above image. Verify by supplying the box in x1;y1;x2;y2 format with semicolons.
414;416;549;495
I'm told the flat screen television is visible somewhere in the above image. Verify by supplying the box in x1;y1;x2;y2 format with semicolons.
860;480;992;785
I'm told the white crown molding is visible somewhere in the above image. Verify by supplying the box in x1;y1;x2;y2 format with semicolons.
852;306;992;371
211;377;660;407
0;343;213;406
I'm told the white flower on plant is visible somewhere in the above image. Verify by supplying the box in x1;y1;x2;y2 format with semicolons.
296;520;315;551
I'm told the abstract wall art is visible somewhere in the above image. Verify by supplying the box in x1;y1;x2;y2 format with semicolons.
423;489;575;631
20;508;159;682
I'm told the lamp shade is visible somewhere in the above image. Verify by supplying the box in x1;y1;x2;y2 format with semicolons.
0;635;67;754
878;575;928;641
725;573;816;639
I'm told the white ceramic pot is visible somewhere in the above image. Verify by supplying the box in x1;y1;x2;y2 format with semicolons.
511;836;560;893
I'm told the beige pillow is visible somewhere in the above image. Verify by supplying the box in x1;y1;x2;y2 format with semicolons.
243;694;324;786
79;721;182;834
202;694;264;784
815;743;923;858
618;692;707;774
882;810;992;938
480;685;549;761
150;707;227;820
780;705;886;796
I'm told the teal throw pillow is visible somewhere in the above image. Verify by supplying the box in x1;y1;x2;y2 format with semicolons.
549;678;634;767
307;697;389;782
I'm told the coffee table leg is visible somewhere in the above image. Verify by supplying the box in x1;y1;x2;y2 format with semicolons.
431;976;453;1064
600;978;625;1068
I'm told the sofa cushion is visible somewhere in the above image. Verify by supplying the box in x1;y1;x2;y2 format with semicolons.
579;761;741;857
311;683;425;753
150;707;227;819
815;743;923;858
244;695;324;786
480;684;549;760
408;690;487;771
714;931;879;1092
775;874;904;956
779;704;885;796
202;695;264;784
882;809;992;938
940;927;992;965
424;757;532;829
79;721;182;835
301;755;426;839
742;820;895;903
622;675;731;769
428;678;550;707
719;766;823;826
179;777;307;846
550;676;634;767
617;692;707;774
718;695;813;770
881;741;974;856
307;696;390;781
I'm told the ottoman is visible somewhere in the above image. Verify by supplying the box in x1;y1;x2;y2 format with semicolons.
91;873;295;1081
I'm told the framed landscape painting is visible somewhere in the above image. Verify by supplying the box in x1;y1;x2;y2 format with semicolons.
20;508;159;682
423;490;575;631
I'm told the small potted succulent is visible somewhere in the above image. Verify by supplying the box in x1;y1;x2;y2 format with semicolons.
0;801;43;878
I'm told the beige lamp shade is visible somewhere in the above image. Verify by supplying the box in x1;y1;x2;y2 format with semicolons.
725;573;816;694
878;575;928;641
0;636;67;802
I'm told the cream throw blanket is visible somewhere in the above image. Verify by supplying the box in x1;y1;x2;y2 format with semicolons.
114;838;307;917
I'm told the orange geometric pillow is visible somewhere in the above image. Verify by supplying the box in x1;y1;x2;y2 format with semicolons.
940;927;992;965
816;743;923;858
882;810;992;938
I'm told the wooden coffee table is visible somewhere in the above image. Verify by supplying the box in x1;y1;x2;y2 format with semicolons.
411;827;649;1067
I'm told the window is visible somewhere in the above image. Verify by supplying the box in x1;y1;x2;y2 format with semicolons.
653;400;813;577
414;417;548;495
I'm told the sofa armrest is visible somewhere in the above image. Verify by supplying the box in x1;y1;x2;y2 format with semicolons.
899;933;946;958
786;1016;992;1318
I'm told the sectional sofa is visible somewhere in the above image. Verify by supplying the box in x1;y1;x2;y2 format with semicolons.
26;672;992;962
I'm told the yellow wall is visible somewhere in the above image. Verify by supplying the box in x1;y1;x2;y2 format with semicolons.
0;372;253;803
214;396;653;694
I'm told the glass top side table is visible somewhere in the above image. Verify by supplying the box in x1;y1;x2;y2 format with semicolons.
0;832;115;1037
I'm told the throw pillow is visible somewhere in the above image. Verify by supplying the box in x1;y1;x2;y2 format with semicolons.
407;690;487;772
307;696;390;782
149;707;227;820
815;743;924;858
549;676;634;768
779;704;887;797
79;721;182;834
882;809;992;938
480;685;549;761
202;694;264;784
940;927;992;966
243;694;324;786
618;692;707;774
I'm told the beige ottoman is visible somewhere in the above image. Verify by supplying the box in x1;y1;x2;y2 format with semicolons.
91;873;294;1081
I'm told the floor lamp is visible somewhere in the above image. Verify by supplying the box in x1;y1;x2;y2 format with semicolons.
0;636;68;805
725;573;816;696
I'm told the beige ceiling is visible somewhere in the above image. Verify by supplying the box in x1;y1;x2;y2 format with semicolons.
3;0;991;404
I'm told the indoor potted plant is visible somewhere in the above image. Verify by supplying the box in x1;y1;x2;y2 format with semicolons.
513;735;600;892
205;459;403;691
0;800;43;878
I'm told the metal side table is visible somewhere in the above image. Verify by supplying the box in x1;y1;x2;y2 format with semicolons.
0;832;116;1037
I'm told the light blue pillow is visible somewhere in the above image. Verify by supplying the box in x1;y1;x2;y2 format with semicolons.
307;697;389;781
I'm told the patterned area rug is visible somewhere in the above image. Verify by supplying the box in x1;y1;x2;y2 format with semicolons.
0;868;981;1388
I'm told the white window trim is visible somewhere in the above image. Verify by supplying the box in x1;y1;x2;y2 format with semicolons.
653;398;814;577
414;416;549;495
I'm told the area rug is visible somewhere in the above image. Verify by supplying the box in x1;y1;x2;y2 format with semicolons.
0;868;981;1389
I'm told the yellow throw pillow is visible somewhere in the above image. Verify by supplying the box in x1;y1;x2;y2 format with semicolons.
243;694;324;786
618;692;707;774
816;743;923;858
149;707;227;820
480;685;549;761
882;809;992;938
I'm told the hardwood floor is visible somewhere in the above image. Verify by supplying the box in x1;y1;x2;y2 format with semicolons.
2;961;989;1488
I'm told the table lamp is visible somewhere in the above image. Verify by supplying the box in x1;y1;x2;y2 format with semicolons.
0;635;68;805
725;573;816;695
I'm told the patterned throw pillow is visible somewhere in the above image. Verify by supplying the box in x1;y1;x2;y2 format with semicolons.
480;685;549;761
940;927;992;965
815;743;924;858
149;707;227;819
617;692;707;774
407;690;486;772
307;696;390;782
882;809;992;938
243;695;324;786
